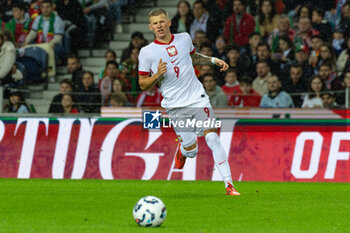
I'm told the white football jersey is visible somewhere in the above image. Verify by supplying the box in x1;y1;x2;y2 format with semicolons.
138;33;209;109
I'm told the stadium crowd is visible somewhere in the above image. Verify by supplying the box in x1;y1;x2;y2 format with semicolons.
1;0;350;113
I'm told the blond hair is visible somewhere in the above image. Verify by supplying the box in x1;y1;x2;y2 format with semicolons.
148;8;169;19
110;92;127;105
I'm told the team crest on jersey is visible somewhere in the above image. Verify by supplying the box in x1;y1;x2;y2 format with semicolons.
166;46;178;57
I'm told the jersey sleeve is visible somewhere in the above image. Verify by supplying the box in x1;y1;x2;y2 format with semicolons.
138;47;151;76
184;33;195;55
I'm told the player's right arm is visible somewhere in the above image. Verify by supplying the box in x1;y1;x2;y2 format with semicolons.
139;59;167;90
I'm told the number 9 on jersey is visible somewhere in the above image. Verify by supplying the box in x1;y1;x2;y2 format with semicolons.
174;66;179;78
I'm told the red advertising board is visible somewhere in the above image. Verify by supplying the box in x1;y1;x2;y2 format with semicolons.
0;118;349;182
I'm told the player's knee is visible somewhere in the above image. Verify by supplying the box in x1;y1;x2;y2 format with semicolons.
184;145;198;158
205;132;220;145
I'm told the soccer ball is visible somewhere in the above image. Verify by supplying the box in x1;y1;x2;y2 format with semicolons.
132;196;167;227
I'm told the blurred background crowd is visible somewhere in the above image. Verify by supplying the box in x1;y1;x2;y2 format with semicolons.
1;0;350;114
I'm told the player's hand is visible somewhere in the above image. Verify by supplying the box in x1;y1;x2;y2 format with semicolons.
214;58;229;72
156;59;167;78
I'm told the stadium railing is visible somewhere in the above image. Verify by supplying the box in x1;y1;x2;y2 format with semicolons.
1;88;350;114
0;86;3;113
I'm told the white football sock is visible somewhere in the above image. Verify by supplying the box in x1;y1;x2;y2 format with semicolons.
205;132;233;187
180;144;198;158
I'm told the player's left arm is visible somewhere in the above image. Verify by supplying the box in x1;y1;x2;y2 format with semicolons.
190;52;229;72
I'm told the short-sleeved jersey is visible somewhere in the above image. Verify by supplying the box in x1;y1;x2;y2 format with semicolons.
138;33;208;109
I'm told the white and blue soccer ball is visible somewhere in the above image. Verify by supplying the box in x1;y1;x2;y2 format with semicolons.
133;196;167;227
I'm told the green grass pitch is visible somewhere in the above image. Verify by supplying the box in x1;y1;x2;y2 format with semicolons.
0;179;349;233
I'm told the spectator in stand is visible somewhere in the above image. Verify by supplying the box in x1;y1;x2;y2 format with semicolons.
0;28;23;86
60;93;79;114
197;39;215;77
315;43;337;73
199;64;214;76
337;36;350;75
272;34;295;71
321;92;339;108
111;78;133;104
332;30;345;57
293;17;319;52
224;43;248;78
48;78;73;113
55;0;87;55
5;91;30;113
136;86;162;107
192;30;206;51
246;0;258;16
78;0;97;43
24;0;65;61
170;0;193;34
309;35;324;68
255;0;279;40
120;47;139;98
318;63;343;90
120;31;148;63
82;0;110;46
202;0;223;27
225;43;239;69
223;0;255;46
98;49;117;80
109;0;127;34
337;71;350;105
109;92;127;107
267;14;295;52
212;35;228;61
294;45;315;80
323;3;337;29
286;1;333;13
67;54;85;91
228;76;261;107
289;4;312;26
100;60;130;104
253;60;272;96
302;75;325;108
198;64;214;81
189;0;218;42
281;64;308;107
221;68;239;99
240;32;261;72
268;15;295;53
223;0;258;19
202;73;228;108
6;2;33;47
311;8;332;42
192;29;206;51
260;75;294;108
0;18;5;28
199;40;213;56
78;71;101;113
255;41;280;76
297;4;312;20
28;0;41;20
0;0;15;22
340;1;350;38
